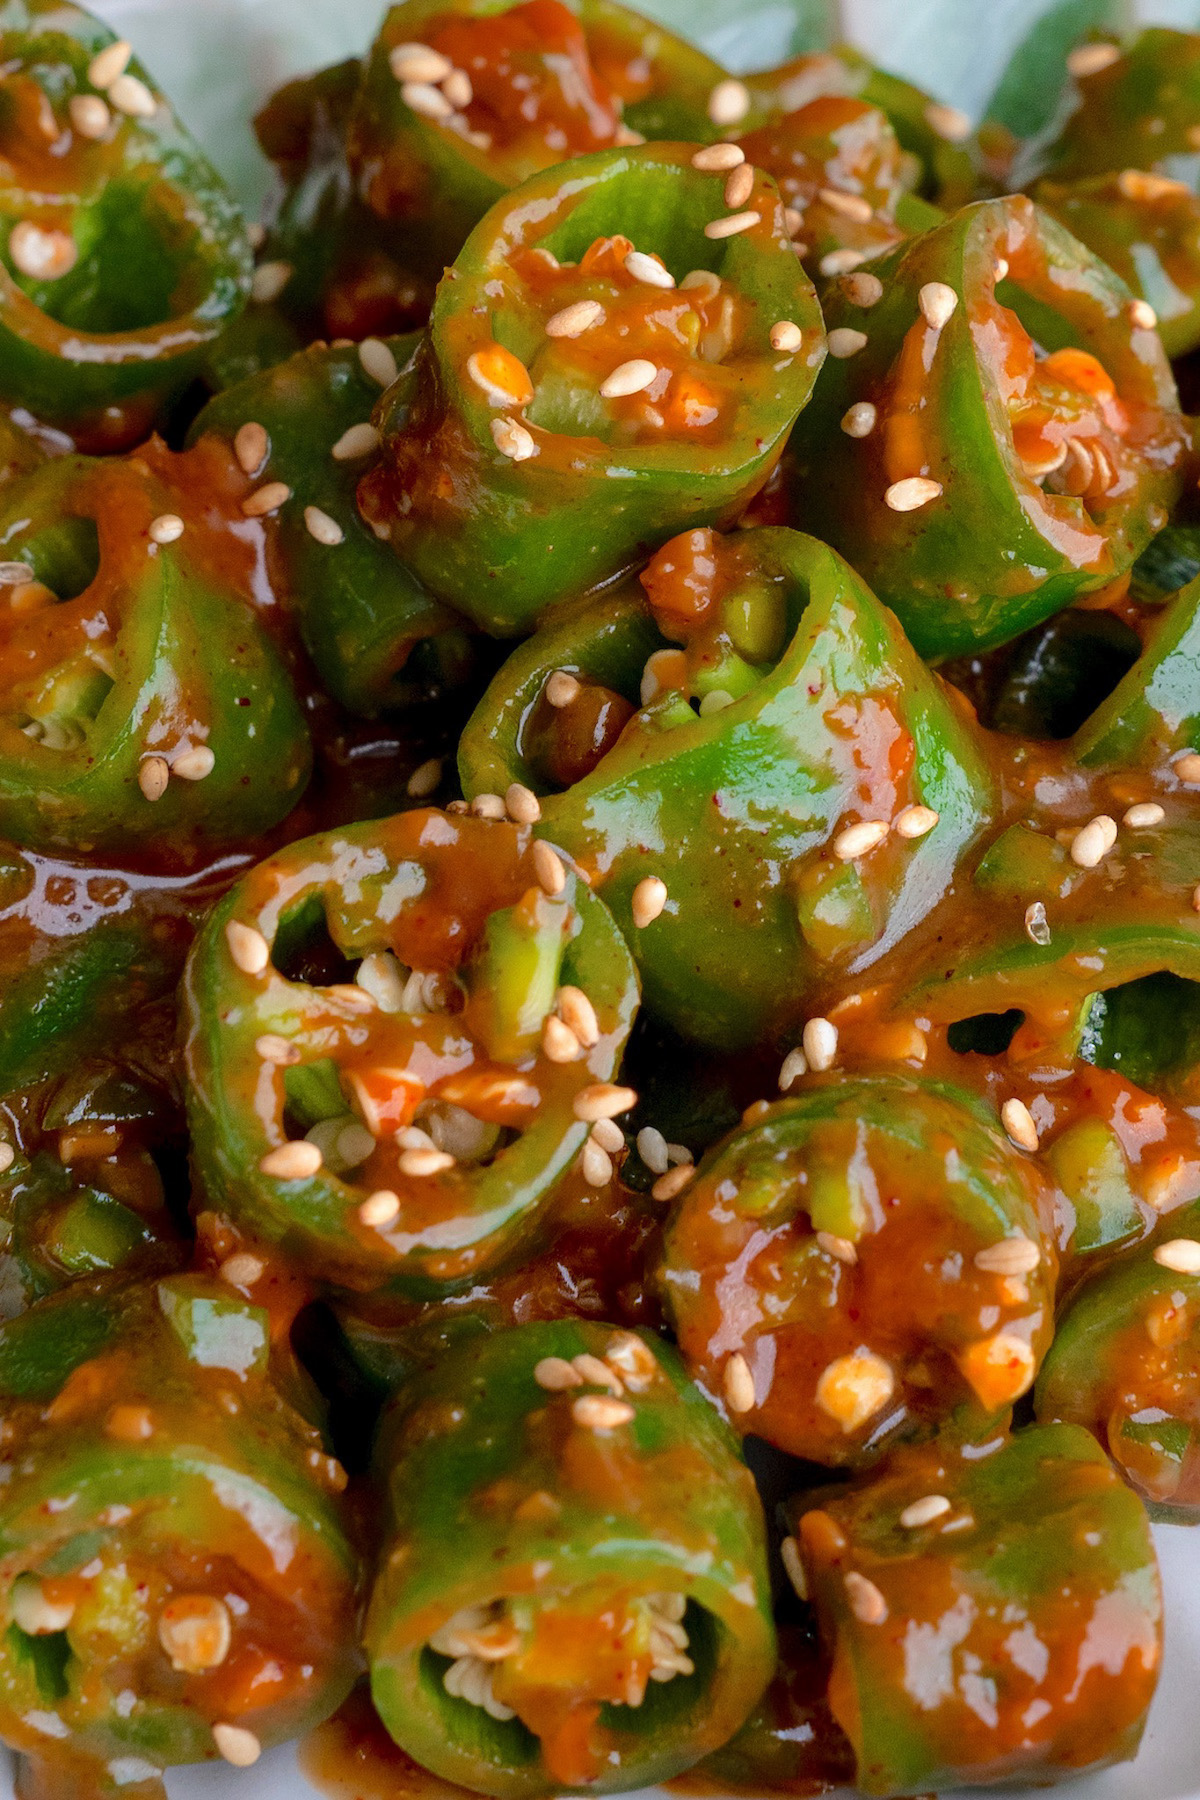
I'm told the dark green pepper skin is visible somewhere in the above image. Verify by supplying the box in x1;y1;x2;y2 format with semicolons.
693;1624;854;1795
0;1273;359;1800
459;528;993;1051
787;1425;1161;1795
1036;1211;1200;1519
1035;28;1200;188
0;439;310;856
183;809;639;1297
790;195;1188;659
190;335;477;717
1035;173;1200;359
346;0;724;278
0;0;251;449
358;144;825;633
365;1319;775;1797
659;1074;1058;1466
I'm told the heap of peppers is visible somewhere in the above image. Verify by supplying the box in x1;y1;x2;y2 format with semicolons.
5;4;1200;1799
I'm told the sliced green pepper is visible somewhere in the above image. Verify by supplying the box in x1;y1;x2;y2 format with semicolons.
359;144;824;633
1036;1212;1200;1518
788;1424;1161;1794
1035;28;1200;188
790;195;1188;659
346;0;724;278
190;335;477;717
659;1073;1057;1467
0;439;310;855
0;0;251;449
0;1273;359;1798
183;809;638;1296
365;1319;774;1796
460;526;993;1050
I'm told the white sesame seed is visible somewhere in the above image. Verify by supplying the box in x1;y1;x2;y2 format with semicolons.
442;67;473;108
87;39;132;90
899;1494;951;1529
242;481;291;517
779;1046;808;1090
225;920;270;975
491;417;536;462
844;271;884;307
600;358;658;399
834;819;890;860
148;513;184;546
590;1117;624;1154
845;1571;887;1623
0;1143;13;1175
469;791;505;820
803;1017;838;1071
819;248;867;277
108;73;156;118
402;80;454;120
546;299;605;339
580;1139;613;1185
504;781;540;824
535;1355;584;1390
924;101;970;142
783;205;805;238
1130;298;1158;330
234;421;268;474
816;1231;857;1263
704;211;760;240
1154;1238;1200;1275
573;1083;637;1123
1175;752;1200;785
632;875;668;927
219;1252;264;1288
572;1393;634;1429
841;401;877;438
1025;900;1051;945
558;986;599;1047
637;1127;670;1174
260;1140;322;1180
724;1353;756;1413
780;1536;807;1600
698;689;734;716
212;1724;261;1768
770;320;803;352
332;422;380;461
533;840;566;896
692;142;745;172
707;78;750;127
652;1162;695;1201
625;250;675;289
172;745;215;781
918;281;958;330
545;670;580;708
407;757;442;798
827;327;868;359
359;337;399;388
1069;814;1118;868
250;260;292;303
137;756;169;802
11;1579;75;1636
399;1147;456;1177
304;505;344;546
1001;1097;1039;1152
8;222;77;280
1123;802;1164;828
894;804;939;838
256;1034;298;1065
0;562;34;585
724;164;755;210
543;1015;583;1063
359;1189;401;1228
885;476;942;512
389;42;453;83
819;186;873;223
994;258;1009;282
69;94;111;137
974;1236;1040;1275
1066;41;1121;78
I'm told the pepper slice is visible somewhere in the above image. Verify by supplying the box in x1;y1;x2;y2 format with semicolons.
0;440;310;855
346;0;724;277
365;1319;774;1797
787;1424;1161;1795
1034;28;1200;188
1036;1205;1200;1518
359;144;824;633
190;335;477;717
459;526;993;1051
659;1074;1057;1467
183;809;639;1296
0;1273;359;1800
790;194;1188;659
0;0;251;449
